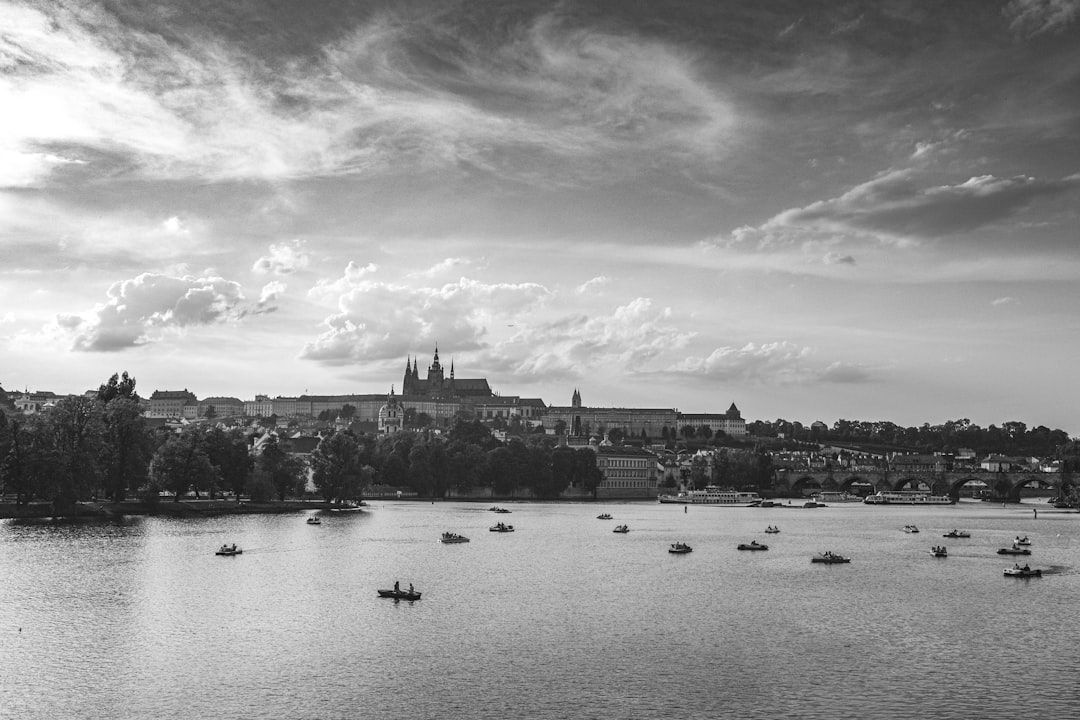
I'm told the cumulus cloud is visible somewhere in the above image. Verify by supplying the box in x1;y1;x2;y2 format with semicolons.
60;273;247;351
410;258;475;279
252;281;286;314
301;276;551;364
253;240;310;276
667;343;872;385
483;298;695;380
823;252;855;265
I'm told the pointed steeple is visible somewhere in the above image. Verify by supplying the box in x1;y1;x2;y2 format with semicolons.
450;358;455;379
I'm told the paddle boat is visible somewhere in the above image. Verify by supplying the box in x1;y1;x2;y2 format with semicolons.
943;529;970;538
764;525;780;534
489;522;514;532
215;543;242;556
737;541;769;551
811;551;850;564
596;513;613;520
612;524;629;533
930;545;948;557
1003;564;1041;578
489;506;512;513
378;582;422;600
668;542;693;554
306;516;321;525
1014;535;1031;546
997;544;1031;556
440;532;470;544
902;524;919;533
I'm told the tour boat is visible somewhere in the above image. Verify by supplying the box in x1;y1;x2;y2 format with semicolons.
863;491;953;505
811;491;862;503
440;532;470;544
658;487;762;506
811;551;850;564
737;541;769;551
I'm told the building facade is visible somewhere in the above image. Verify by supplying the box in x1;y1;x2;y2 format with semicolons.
147;390;198;419
594;445;660;499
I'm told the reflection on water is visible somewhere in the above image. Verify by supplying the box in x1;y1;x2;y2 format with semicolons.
2;501;1078;720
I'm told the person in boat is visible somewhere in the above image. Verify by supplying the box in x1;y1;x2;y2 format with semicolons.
394;581;400;593
409;583;414;594
231;543;237;552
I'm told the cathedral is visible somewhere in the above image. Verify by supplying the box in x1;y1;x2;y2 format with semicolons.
401;347;494;400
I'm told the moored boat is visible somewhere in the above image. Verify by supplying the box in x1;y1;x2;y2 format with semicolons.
811;491;862;504
737;541;768;551
440;532;470;544
658;487;762;506
864;491;953;505
811;551;850;564
668;542;693;554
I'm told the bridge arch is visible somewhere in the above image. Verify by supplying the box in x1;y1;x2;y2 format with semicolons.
789;475;823;497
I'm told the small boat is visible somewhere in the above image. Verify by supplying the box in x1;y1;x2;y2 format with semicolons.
215;544;242;556
1014;535;1031;546
737;541;769;551
489;522;514;532
329;501;366;512
668;542;693;554
1004;565;1041;578
440;532;470;544
997;545;1031;556
902;524;919;533
764;525;780;534
943;529;970;538
306;516;322;525
803;501;826;508
811;551;850;564
930;546;948;557
613;524;629;533
597;513;613;520
489;506;511;513
378;584;422;600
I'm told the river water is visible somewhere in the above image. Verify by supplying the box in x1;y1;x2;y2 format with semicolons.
2;499;1078;720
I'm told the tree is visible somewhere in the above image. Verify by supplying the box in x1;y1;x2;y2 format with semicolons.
310;431;367;503
99;396;151;502
97;371;139;404
680;425;697;441
256;434;306;501
201;427;252;498
149;430;216;501
1;415;59;505
340;404;357;420
607;427;625;445
204;405;217;420
574;448;603;497
415;412;432;429
554;419;567;436
47;396;104;512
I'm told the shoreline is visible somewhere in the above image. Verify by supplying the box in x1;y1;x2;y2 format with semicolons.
0;499;331;520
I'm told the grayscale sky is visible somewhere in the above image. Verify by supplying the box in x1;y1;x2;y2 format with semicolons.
2;0;1078;431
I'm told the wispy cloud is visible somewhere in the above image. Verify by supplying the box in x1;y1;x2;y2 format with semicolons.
1004;0;1080;37
991;296;1018;306
253;240;311;276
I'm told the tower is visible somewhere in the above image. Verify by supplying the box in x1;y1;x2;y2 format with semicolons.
427;345;444;395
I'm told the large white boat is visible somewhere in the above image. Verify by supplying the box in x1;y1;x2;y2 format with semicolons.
811;491;862;504
863;491;953;505
658;487;762;506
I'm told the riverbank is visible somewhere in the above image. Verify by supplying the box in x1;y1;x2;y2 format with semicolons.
0;499;333;520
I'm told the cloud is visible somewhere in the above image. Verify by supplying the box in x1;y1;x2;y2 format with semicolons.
1004;0;1080;37
991;296;1018;306
253;240;310;276
722;170;1080;250
410;258;475;279
484;298;695;380
0;3;739;188
161;216;190;236
301;276;551;364
252;281;286;314
59;273;247;351
576;276;610;294
823;252;856;265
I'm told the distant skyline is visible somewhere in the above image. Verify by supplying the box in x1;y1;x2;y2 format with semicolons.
2;1;1079;433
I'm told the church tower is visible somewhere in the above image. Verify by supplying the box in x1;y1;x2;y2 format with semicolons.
427;345;445;396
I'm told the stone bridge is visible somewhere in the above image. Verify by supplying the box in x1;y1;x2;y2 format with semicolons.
773;469;1062;503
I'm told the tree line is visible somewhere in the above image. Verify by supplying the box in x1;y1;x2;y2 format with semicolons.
0;373;604;511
